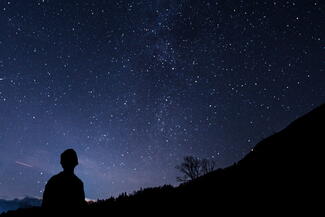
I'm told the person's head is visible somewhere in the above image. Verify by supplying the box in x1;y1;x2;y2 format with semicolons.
60;149;78;172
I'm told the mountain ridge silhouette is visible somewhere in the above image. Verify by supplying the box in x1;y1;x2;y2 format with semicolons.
1;104;323;216
0;197;41;214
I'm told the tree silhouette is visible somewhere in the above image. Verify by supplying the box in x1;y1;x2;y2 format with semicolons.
176;156;216;182
200;158;216;175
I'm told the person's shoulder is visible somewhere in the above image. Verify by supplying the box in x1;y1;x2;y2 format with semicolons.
46;172;63;185
73;174;84;185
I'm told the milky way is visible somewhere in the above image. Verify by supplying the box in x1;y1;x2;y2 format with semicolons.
0;0;324;199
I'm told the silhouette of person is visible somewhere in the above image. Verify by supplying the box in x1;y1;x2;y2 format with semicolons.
42;149;86;211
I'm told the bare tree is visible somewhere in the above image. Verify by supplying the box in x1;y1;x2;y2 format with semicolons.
200;159;216;175
176;156;217;182
175;156;201;182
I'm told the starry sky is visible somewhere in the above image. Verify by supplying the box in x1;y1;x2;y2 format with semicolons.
0;0;324;200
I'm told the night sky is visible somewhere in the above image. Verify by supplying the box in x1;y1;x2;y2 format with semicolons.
0;0;324;200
